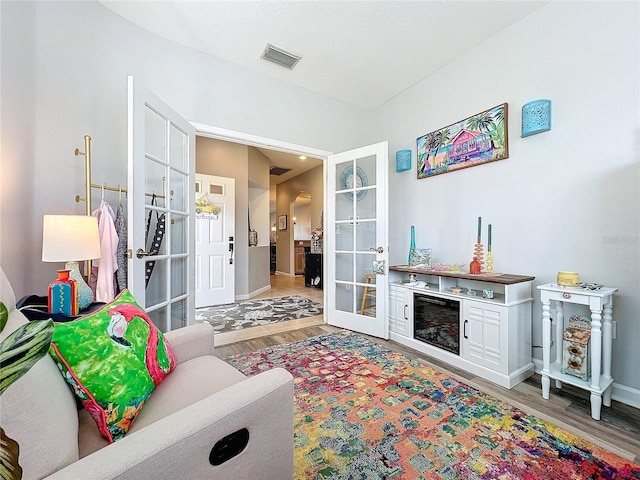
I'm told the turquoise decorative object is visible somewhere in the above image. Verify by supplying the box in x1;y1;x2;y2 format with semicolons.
48;270;77;316
408;225;416;265
395;150;411;172
521;99;551;137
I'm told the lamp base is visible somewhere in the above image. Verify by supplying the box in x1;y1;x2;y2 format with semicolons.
65;261;94;310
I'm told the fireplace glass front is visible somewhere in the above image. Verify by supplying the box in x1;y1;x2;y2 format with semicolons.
413;293;460;355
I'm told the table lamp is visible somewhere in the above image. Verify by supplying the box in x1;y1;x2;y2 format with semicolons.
42;215;101;310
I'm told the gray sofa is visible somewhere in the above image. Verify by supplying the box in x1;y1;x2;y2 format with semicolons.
0;267;294;479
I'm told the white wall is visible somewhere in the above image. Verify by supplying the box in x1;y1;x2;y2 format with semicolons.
375;1;640;398
0;1;372;296
294;203;312;240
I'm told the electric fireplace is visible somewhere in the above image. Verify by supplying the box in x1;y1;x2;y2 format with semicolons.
413;293;460;355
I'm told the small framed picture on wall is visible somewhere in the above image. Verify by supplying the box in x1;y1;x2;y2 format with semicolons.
278;214;287;231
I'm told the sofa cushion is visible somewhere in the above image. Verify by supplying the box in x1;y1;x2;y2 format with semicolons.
0;268;80;480
78;354;246;458
49;290;176;443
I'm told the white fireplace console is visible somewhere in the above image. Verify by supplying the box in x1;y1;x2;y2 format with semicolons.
388;266;535;389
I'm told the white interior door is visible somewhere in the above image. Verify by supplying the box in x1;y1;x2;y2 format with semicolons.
327;141;389;339
195;174;235;307
127;76;196;332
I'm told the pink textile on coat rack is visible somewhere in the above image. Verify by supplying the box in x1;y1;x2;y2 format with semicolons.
90;200;119;303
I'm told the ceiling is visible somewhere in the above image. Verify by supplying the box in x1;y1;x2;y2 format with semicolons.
257;147;323;186
100;1;549;111
100;0;549;180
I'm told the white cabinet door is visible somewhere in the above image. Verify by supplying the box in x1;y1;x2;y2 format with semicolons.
389;285;412;336
462;301;508;373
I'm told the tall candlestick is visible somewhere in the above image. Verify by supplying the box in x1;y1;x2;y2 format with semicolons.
486;251;493;273
473;243;485;271
477;216;482;243
488;224;492;251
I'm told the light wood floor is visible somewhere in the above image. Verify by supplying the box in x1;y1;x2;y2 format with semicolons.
214;275;640;464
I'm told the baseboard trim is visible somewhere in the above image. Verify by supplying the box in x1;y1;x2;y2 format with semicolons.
274;271;295;277
611;383;640;409
235;285;272;301
532;358;640;410
249;284;271;299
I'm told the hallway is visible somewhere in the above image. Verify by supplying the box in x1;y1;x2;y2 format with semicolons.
213;274;325;347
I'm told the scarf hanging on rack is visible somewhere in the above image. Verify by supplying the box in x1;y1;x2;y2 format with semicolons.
145;194;165;288
115;202;128;292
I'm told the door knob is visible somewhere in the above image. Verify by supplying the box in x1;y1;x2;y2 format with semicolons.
136;248;151;259
369;247;384;253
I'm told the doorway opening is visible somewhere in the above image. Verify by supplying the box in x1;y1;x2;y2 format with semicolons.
192;122;330;315
292;192;312;276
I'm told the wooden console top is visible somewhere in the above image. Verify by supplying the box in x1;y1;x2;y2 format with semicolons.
389;265;535;285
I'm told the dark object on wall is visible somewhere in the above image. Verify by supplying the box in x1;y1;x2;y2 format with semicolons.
270;244;276;273
249;229;258;246
304;253;322;289
248;207;258;246
278;214;287;231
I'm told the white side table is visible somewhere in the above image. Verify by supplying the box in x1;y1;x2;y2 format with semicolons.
537;283;618;420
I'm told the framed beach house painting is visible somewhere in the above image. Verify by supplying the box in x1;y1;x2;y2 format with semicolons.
417;103;509;179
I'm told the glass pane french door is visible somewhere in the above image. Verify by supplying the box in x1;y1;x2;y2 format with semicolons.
128;76;196;332
327;142;388;339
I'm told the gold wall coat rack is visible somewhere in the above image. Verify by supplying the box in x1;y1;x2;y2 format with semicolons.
74;135;165;214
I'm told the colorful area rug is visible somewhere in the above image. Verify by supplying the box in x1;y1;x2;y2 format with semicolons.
225;331;639;479
195;295;322;333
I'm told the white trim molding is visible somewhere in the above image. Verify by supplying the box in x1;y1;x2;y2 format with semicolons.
191;122;333;158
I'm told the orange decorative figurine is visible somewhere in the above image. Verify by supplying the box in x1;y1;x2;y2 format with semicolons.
469;257;481;274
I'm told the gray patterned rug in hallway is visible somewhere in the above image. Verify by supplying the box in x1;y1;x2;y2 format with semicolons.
195;295;323;333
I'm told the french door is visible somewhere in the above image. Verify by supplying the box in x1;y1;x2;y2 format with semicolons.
326;141;389;339
127;76;196;332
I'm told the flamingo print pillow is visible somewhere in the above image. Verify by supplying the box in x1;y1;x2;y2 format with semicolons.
49;289;176;443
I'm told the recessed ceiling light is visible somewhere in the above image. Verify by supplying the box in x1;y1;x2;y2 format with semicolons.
299;155;307;160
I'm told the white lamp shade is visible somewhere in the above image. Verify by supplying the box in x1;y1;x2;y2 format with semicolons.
42;215;101;262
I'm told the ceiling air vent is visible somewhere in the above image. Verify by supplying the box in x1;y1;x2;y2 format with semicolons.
270;166;292;176
261;43;301;70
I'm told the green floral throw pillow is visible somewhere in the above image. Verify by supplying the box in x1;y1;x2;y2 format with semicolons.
49;289;176;442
